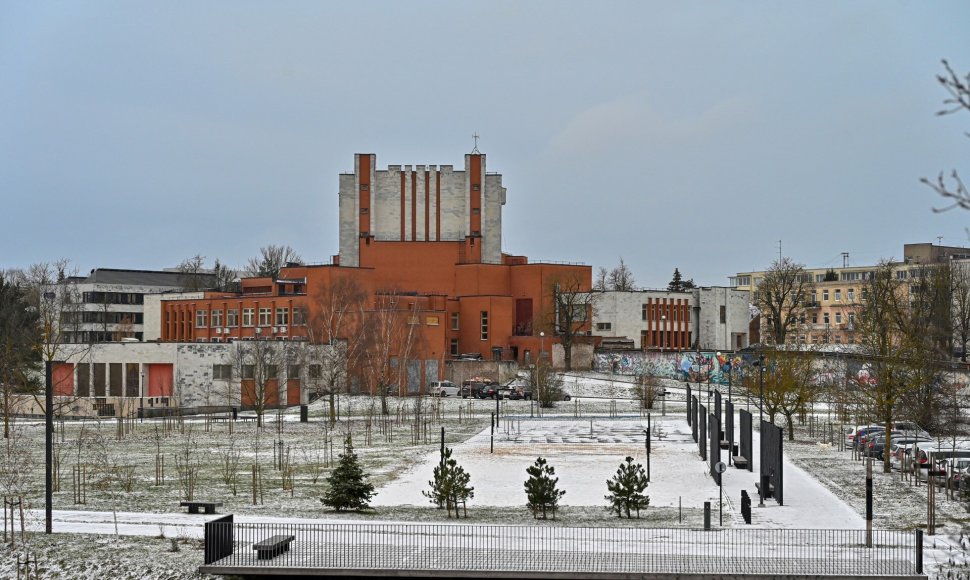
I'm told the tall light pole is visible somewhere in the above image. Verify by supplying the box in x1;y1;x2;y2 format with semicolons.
758;353;765;426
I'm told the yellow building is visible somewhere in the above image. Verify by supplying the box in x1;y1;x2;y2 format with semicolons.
730;243;970;347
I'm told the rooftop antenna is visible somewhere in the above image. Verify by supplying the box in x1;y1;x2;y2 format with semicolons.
471;132;481;154
937;235;943;246
842;252;849;269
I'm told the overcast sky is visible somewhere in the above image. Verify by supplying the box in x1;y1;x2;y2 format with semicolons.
2;2;969;288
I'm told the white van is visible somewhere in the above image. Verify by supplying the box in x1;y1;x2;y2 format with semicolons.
429;381;459;397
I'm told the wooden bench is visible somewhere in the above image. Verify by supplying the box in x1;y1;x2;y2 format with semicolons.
754;481;775;499
732;456;749;469
180;501;223;514
253;535;295;560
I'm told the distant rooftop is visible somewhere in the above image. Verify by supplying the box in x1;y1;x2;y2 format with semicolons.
83;268;215;287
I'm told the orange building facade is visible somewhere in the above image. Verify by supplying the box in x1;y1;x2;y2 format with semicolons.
159;152;591;391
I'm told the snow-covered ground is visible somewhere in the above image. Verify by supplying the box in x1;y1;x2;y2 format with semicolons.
1;372;968;578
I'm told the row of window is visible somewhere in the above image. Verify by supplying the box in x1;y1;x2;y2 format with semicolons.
191;307;307;329
61;312;145;325
813;288;856;303
640;305;691;323
213;363;324;380
82;291;145;305
799;334;855;345
800;312;856;326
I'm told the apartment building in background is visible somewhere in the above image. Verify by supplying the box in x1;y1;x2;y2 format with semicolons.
730;243;970;347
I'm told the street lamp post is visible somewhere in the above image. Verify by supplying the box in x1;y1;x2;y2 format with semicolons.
140;370;145;422
758;353;765;426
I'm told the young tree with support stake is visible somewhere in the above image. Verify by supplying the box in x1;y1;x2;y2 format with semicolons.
605;456;649;519
423;446;474;518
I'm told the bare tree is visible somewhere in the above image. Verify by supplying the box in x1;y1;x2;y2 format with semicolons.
922;60;970;212
245;245;303;279
593;267;608;291
548;273;596;372
759;349;817;440
850;261;933;472
177;254;208;291
754;257;815;346
952;262;970;362
306;277;368;423
607;258;636;291
212;259;239;293
360;291;423;415
229;338;287;427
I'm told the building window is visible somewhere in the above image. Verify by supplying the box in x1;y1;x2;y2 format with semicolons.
641;304;647;321
847;289;855;302
812;314;818;324
293;307;307;326
719;305;726;324
823;312;830;324
426;316;439;326
276;307;289;326
242;308;254;327
211;309;223;328
259;308;271;326
212;364;232;380
480;311;489;341
835;312;842;324
288;365;301;378
241;365;255;379
267;365;278;379
834;335;842;344
822;290;829;301
450;339;459;356
450;312;459;330
308;364;322;379
196;310;207;328
596;322;612;331
799;335;806;344
848;313;855;328
835;289;842;302
227;309;239;327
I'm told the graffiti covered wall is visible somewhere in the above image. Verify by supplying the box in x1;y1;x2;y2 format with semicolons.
594;350;755;385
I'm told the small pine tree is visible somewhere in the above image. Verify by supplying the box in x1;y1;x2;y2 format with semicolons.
423;446;474;518
322;435;375;512
524;457;566;520
668;268;696;292
605;456;650;519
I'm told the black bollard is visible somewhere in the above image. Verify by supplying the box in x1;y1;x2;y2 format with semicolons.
703;501;711;530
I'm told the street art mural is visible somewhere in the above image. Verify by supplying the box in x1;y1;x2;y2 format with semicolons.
594;351;758;385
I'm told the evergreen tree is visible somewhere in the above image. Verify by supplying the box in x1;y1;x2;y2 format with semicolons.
524;457;566;520
322;435;375;512
423;446;474;518
605;456;650;519
667;269;696;292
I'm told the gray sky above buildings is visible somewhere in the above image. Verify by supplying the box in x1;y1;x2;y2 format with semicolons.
2;2;970;288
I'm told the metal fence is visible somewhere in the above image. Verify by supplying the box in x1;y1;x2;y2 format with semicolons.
201;521;923;576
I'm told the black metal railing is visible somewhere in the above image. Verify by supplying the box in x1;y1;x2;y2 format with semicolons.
200;521;922;576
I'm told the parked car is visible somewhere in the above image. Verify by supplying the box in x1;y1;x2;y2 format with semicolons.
865;431;903;460
460;381;485;399
849;425;882;449
509;386;533;400
428;381;459;397
854;426;886;450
